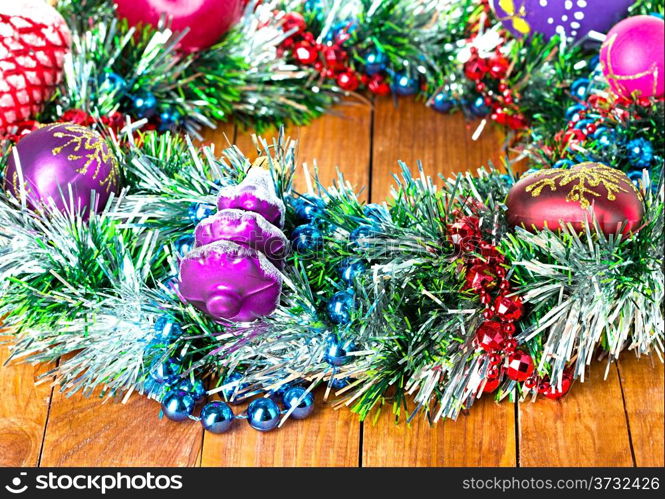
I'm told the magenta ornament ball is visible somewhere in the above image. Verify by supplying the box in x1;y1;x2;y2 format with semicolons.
113;0;244;52
3;123;119;215
490;0;634;41
600;15;665;99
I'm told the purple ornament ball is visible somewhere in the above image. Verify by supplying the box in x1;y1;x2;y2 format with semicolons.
3;123;119;215
600;15;665;99
178;240;282;322
490;0;634;41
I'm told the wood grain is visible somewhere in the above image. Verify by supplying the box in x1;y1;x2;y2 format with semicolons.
0;344;53;466
200;101;371;466
39;389;202;466
618;354;665;467
519;362;633;467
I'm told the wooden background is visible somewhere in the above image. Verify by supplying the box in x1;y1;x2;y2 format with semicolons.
0;97;663;467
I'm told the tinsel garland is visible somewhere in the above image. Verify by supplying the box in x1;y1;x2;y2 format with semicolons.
0;0;663;429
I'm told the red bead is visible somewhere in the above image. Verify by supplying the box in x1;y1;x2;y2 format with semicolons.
498;82;508;93
60;109;94;126
492;108;508;125
487;365;501;379
336;71;359;91
464;58;488;81
524;376;538;389
501;322;516;335
322;46;347;72
494;295;523;322
482;308;495;320
488;352;503;365
475;81;486;92
282;12;306;35
539;376;572;399
506;350;534;382
475;321;504;352
487;54;510;79
448;216;480;246
506;114;527;130
466;264;497;292
483;376;501;393
501;337;517;352
368;74;391;96
293;42;318;65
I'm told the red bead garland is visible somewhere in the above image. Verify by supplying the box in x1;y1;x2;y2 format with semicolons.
448;210;534;393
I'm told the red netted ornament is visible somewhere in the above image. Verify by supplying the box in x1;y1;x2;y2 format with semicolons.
0;1;71;135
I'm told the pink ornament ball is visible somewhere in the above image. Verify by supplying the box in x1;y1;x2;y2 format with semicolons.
113;0;244;52
600;15;665;99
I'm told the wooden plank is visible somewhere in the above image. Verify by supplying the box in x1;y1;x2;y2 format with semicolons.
618;353;664;467
519;361;633;466
0;344;53;466
39;389;202;466
200;101;371;466
363;96;515;467
35;124;239;467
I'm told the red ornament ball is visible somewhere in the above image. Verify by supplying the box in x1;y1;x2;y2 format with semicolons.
506;162;644;235
0;1;71;136
494;295;523;322
293;42;318;65
506;350;534;382
600;15;665;99
483;376;501;393
539;376;572;400
113;0;243;52
368;74;390;96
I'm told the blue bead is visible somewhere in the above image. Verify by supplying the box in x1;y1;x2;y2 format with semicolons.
522;168;540;177
282;386;315;419
327;290;355;325
564;104;586;122
325;338;355;366
149;358;180;383
293;195;325;222
330;377;350;389
175;378;206;401
626;138;654;168
130;90;158;119
221;372;247;403
247;398;281;431
500;174;514;186
188;202;215;223
349;225;375;249
161;390;195;422
573;118;593;130
100;71;127;94
158;107;181;131
570;78;590;100
627;170;644;187
200;401;234;433
552;159;574;169
431;92;457;113
174;234;195;257
364;50;387;75
363;203;390;222
593;126;616;148
469;95;491;117
154;315;183;340
339;258;365;284
392;73;419;96
291;224;324;253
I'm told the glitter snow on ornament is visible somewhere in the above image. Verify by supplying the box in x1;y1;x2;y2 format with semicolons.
0;1;72;135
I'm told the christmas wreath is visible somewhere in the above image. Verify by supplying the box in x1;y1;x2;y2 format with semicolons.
0;0;663;433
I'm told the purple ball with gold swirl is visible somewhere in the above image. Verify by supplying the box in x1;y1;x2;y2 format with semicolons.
490;0;634;41
3;123;119;214
178;240;282;323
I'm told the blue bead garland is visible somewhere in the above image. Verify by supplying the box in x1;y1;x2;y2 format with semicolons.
349;225;375;249
325;337;355;366
100;71;127;94
154;315;183;340
149;358;180;383
339;258;365;284
174;234;196;257
293;195;325;222
552;159;574;169
570;78;590;100
626;138;654;169
469;95;491;117
175;378;207;402
188;202;215;224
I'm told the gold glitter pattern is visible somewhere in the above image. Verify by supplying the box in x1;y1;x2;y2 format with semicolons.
51;124;119;192
524;163;635;209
